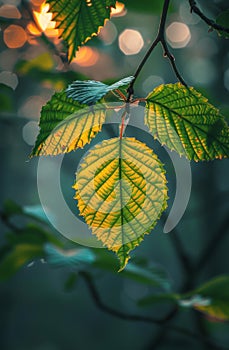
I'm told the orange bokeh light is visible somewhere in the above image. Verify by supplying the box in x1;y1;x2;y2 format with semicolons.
111;2;126;17
72;47;99;67
33;3;59;37
4;25;27;48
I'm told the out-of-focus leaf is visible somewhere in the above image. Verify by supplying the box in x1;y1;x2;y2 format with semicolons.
46;0;116;61
145;83;229;160
183;275;229;322
216;10;229;39
138;293;178;306
66;76;133;105
64;272;78;291
0;84;13;112
3;199;23;216
123;0;164;13
74;137;168;270
0;244;44;281
31;91;106;156
44;244;95;267
16;53;54;74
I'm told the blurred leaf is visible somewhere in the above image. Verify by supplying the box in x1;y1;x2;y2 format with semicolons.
0;84;13;112
138;293;178;306
216;10;229;39
66;76;133;105
16;53;54;74
31;91;106;156
6;225;61;247
145;83;229;160
183;275;229;322
74;137;168;270
3;199;23;216
0;244;44;281
64;272;78;291
123;0;164;13
44;244;95;267
47;0;116;61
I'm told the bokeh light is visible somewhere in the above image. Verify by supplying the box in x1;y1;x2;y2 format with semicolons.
99;21;118;45
187;58;216;85
111;2;126;17
166;22;191;48
142;75;165;93
0;4;21;18
119;29;144;55
22;121;39;146
71;46;99;67
0;71;18;90
3;25;27;48
19;96;48;119
33;2;59;37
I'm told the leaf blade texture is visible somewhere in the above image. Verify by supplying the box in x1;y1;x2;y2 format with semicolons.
145;83;229;161
73;137;168;270
31;91;106;156
46;0;116;61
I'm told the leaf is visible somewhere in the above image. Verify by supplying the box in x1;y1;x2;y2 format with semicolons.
31;91;106;156
46;0;116;61
145;83;229;161
44;243;95;267
0;244;44;281
216;10;229;39
66;76;134;105
74;137;168;270
123;0;166;13
183;275;229;322
138;293;178;307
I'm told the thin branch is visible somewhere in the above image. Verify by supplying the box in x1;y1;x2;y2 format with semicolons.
79;271;225;349
189;0;229;34
127;0;187;101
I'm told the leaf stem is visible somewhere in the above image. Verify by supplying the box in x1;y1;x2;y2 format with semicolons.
189;0;229;34
127;0;187;101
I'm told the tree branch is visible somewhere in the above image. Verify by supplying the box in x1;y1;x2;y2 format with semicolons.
127;0;187;100
189;0;229;34
79;271;225;349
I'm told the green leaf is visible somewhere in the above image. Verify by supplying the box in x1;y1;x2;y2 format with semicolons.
145;83;229;161
74;137;168;270
44;243;95;267
66;76;134;105
138;293;178;307
216;10;229;39
0;244;44;281
64;272;78;291
182;275;229;322
31;91;106;156
123;0;165;13
46;0;115;61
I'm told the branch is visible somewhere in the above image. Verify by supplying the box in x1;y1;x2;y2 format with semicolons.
189;0;229;34
127;0;187;100
79;271;225;349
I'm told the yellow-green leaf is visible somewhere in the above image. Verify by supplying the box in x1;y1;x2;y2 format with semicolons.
31;91;106;156
145;83;229;161
73;137;168;270
46;0;115;61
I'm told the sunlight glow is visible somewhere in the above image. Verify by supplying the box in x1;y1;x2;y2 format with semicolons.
119;29;144;55
71;47;99;67
33;3;59;37
111;2;126;17
166;22;191;48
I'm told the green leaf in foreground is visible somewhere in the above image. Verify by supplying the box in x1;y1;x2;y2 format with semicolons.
145;83;229;161
73;137;168;270
31;91;106;156
216;10;229;39
47;0;116;61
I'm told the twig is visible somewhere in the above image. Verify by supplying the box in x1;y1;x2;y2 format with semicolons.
189;0;229;34
127;0;187;101
79;271;225;349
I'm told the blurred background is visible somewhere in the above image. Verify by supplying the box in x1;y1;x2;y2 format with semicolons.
0;0;229;349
